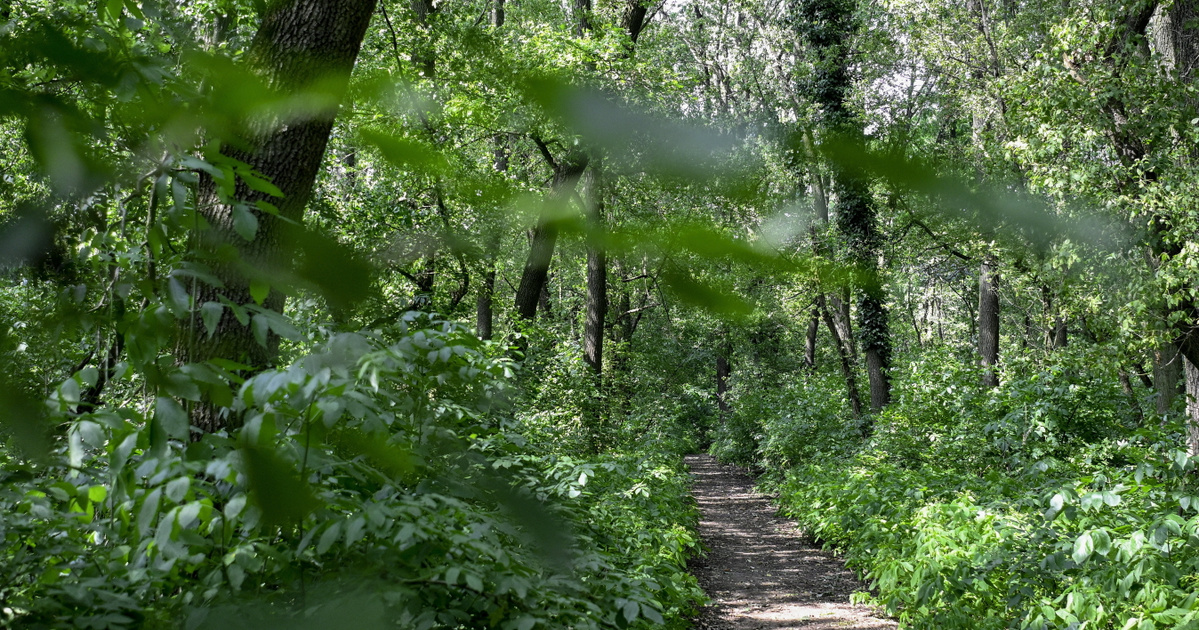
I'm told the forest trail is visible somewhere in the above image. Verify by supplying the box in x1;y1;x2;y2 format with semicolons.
686;455;896;630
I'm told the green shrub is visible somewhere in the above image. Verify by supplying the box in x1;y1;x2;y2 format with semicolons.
2;316;704;629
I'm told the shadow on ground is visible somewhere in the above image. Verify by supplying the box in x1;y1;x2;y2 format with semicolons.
686;454;896;630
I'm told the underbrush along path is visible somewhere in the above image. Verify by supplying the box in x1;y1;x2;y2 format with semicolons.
686;454;896;630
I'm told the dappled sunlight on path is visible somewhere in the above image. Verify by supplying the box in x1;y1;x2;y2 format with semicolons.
687;455;896;630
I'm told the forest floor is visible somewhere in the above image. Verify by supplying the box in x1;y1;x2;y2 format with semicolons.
686;454;897;630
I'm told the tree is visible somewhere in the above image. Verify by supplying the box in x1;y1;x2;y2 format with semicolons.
181;0;379;432
797;0;892;414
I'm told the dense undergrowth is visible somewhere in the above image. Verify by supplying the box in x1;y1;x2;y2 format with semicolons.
712;343;1199;629
1;315;703;629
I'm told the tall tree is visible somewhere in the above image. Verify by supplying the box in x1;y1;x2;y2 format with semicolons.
181;0;379;432
797;0;892;413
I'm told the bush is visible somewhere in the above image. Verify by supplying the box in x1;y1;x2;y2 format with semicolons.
1;316;704;629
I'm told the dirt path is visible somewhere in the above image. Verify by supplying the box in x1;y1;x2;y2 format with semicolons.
686;454;896;630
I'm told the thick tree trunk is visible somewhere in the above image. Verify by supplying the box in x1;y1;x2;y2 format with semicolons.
181;0;378;433
1154;341;1183;415
804;306;819;370
476;266;495;340
1187;357;1199;455
582;158;606;376
978;254;1000;388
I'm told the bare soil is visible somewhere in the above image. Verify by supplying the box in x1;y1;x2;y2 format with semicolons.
686;454;897;630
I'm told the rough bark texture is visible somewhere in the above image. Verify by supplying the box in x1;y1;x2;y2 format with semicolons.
621;0;650;49
978;254;1000;388
1155;342;1183;416
799;0;890;412
1187;357;1199;455
181;0;379;433
582;159;606;375
476;266;495;340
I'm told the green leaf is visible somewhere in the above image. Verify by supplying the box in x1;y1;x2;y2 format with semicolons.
640;603;664;625
249;280;269;305
154;396;189;440
137;488;162;536
1073;531;1094;565
177;502;201;528
165;476;190;503
167;276;190;314
232;204;258;241
465;573;483;592
662;269;753;318
317;521;342;554
241;444;319;526
200;302;223;338
105;0;123;22
240;170;283;197
622;600;639;623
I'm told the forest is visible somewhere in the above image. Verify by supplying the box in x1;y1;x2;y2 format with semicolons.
3;0;1199;627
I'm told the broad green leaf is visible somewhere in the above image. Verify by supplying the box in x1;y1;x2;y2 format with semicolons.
1073;531;1094;565
154;396;189;440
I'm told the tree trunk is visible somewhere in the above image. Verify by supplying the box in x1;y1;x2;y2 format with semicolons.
978;254;1000;388
716;351;731;417
476;266;495;340
1187;356;1199;455
1119;369;1146;425
819;294;863;418
582;157;606;376
804;306;819;370
1052;318;1068;349
1155;341;1183;416
513;152;587;322
181;0;379;433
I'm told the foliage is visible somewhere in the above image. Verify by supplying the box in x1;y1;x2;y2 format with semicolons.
747;346;1199;629
0;315;702;628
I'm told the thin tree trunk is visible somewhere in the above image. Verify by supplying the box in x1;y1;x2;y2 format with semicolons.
1052;318;1068;349
716;351;731;417
819;294;863;418
476;266;495;340
804;306;819;370
1119;369;1146;425
978;254;1000;388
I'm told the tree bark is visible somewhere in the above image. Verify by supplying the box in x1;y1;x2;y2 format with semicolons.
513;147;587;322
1187;356;1199;455
1154;341;1183;416
476;266;495;340
1052;318;1069;349
716;349;731;417
582;157;606;376
181;0;378;433
978;254;1000;388
804;306;819;370
818;294;863;418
